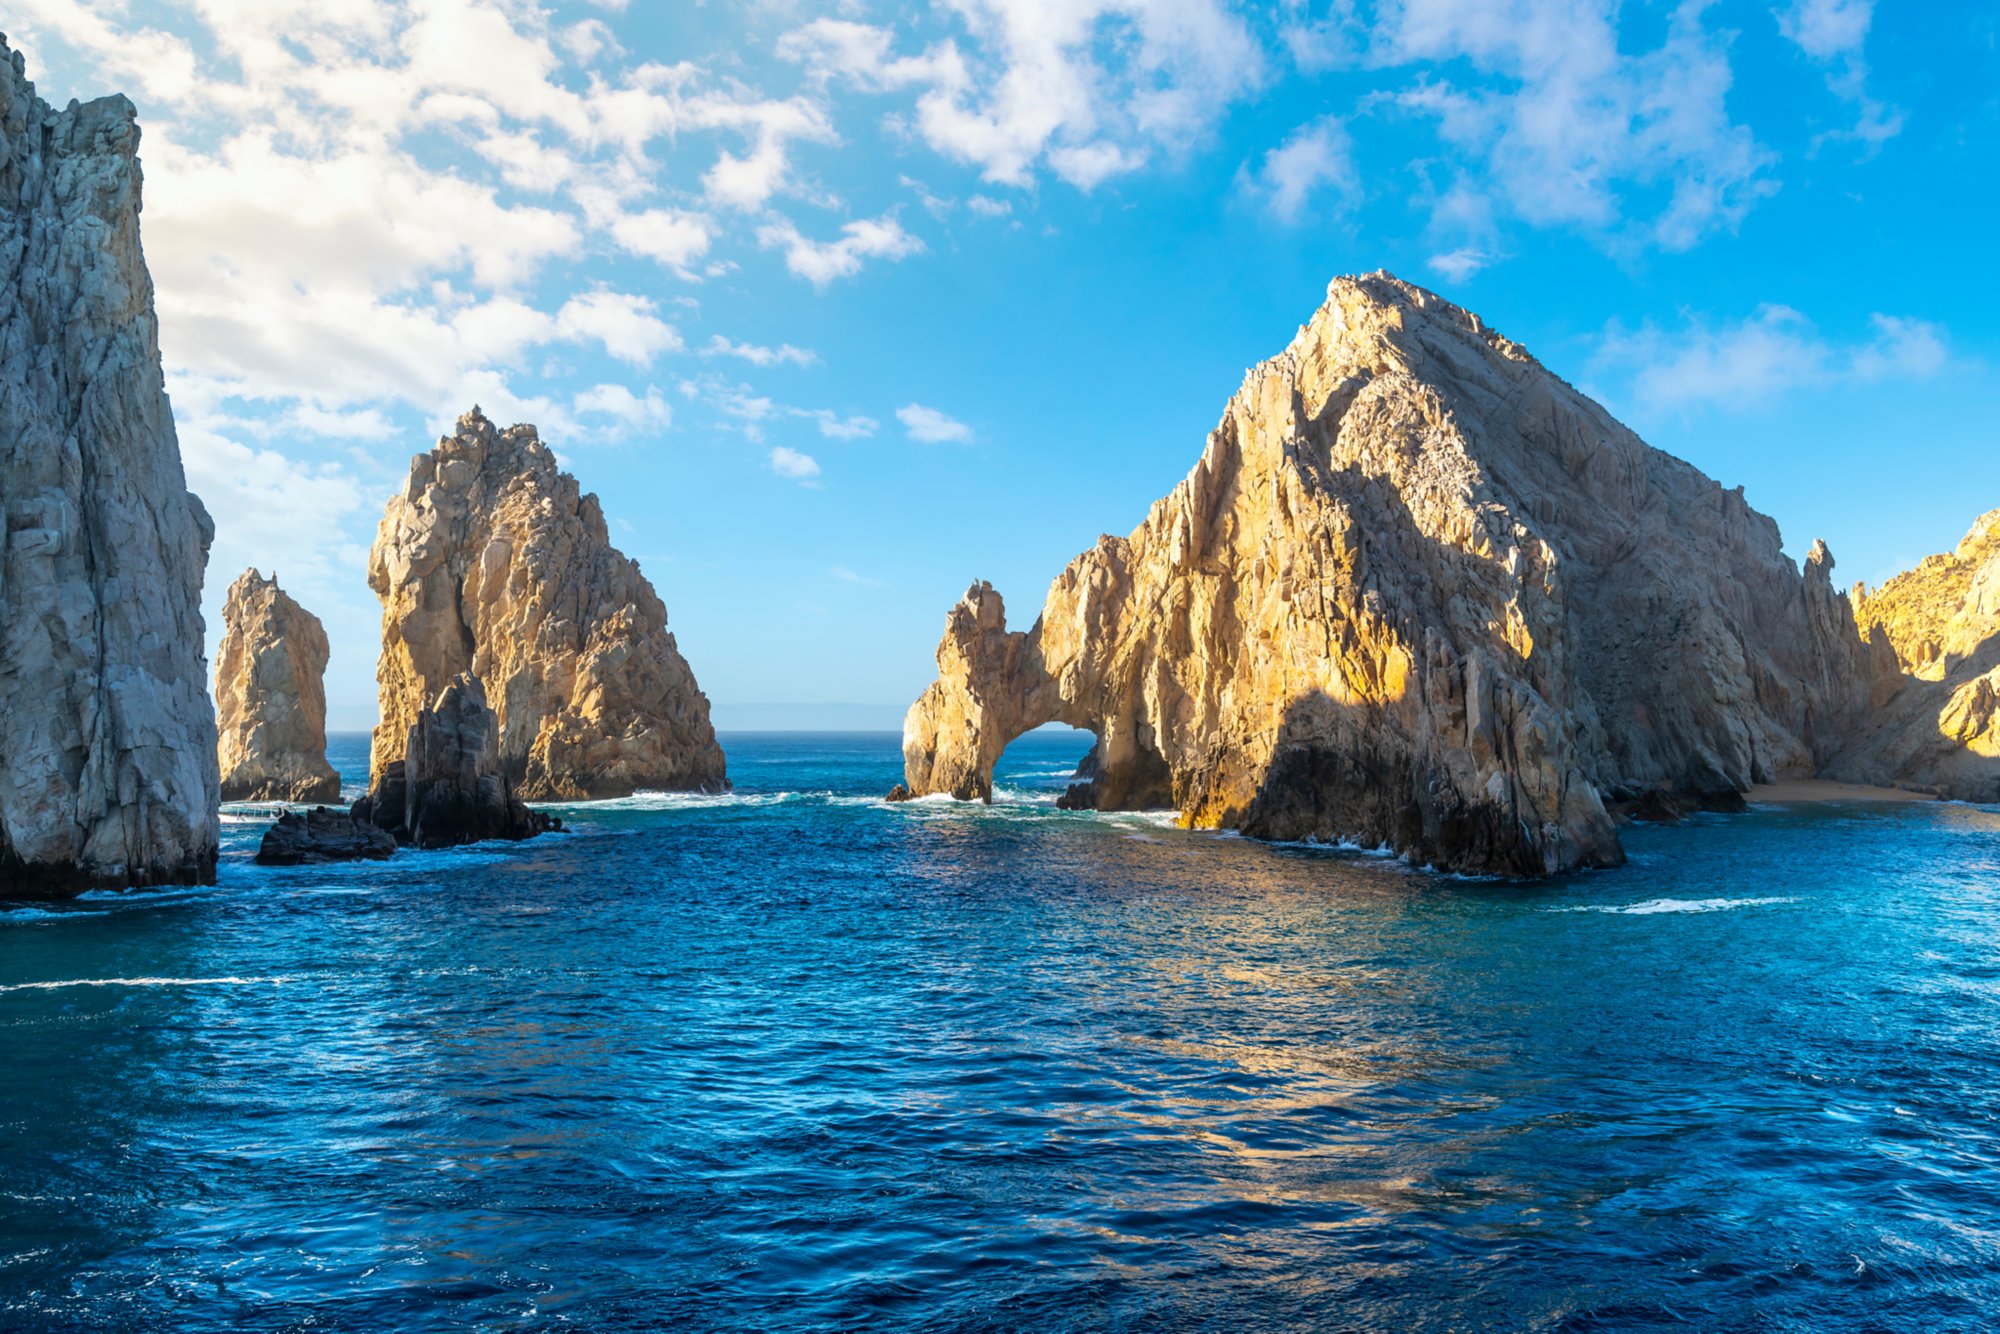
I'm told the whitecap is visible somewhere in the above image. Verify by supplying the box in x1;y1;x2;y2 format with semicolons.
0;907;77;924
0;975;290;993
1551;896;1798;915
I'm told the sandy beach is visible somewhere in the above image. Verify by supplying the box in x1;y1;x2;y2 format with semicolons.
1748;780;1936;805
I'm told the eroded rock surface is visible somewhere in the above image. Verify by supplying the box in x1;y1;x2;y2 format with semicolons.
368;408;726;800
354;674;554;849
1829;512;2000;801
901;273;1882;875
215;569;340;803
0;40;218;898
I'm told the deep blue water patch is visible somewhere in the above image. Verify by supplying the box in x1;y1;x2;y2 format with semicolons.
2;732;1998;1330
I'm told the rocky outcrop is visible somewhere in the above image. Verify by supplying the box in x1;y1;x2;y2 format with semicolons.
0;39;218;898
354;673;555;849
900;273;1882;875
367;408;726;800
1827;512;2000;801
214;569;340;803
256;807;395;866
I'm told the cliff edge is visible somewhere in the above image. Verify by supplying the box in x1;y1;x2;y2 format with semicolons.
0;38;218;897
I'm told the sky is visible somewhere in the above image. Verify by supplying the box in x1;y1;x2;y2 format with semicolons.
9;0;1998;731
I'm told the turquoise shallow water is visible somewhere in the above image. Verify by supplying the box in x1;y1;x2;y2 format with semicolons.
3;731;2000;1330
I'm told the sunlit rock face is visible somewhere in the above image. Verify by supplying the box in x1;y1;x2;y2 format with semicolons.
0;40;219;898
1831;511;2000;801
901;273;1875;876
215;570;340;804
368;408;726;800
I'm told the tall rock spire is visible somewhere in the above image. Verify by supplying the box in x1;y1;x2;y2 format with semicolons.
0;38;219;897
366;408;727;800
215;569;341;803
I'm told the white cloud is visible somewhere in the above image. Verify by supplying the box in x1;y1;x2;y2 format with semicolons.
559;18;624;65
610;209;714;272
1245;115;1356;223
1427;246;1493;282
1848;314;1948;382
758;214;925;287
554;291;682;367
1777;0;1873;59
803;409;878;439
688;94;837;211
1775;0;1902;150
779;3;1265;191
831;564;884;587
704;335;819;367
178;418;374;645
769;445;822;479
1376;0;1777;252
897;403;973;443
1596;304;1951;411
573;382;672;431
967;194;1013;217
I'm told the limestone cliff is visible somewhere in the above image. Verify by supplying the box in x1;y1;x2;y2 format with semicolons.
901;273;1876;876
1828;512;2000;801
215;570;340;803
355;674;553;849
0;39;218;897
367;408;726;799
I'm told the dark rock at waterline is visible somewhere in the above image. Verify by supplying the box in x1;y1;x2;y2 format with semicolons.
353;674;558;849
884;783;915;803
1609;786;1752;825
256;807;396;866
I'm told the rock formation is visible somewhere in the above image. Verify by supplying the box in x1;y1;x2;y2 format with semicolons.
0;39;218;898
214;569;341;803
1827;512;2000;801
354;673;556;849
256;807;395;866
899;273;1887;876
367;408;726;800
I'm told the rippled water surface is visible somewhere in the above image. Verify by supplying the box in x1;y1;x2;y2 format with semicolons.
4;731;2000;1331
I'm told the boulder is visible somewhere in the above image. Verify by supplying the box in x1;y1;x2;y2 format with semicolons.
255;807;395;866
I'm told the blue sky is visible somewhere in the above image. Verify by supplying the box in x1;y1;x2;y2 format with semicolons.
11;1;1997;730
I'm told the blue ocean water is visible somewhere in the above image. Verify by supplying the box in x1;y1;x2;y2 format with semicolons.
3;731;1999;1331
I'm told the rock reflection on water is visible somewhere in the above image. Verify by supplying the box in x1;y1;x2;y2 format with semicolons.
1;732;1998;1330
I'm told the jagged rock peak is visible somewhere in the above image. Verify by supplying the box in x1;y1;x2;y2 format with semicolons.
368;407;727;800
899;270;1880;875
215;569;341;804
0;37;219;898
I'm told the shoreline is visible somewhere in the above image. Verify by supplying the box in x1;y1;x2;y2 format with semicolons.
1747;779;1934;805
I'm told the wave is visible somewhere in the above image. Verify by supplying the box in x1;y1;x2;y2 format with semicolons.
1551;896;1798;915
0;907;74;924
0;975;290;994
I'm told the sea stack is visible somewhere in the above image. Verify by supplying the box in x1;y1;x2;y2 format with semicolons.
214;570;341;803
367;408;727;799
0;39;219;897
354;674;552;848
899;272;1878;876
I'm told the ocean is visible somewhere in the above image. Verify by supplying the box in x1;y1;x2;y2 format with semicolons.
2;731;1997;1330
